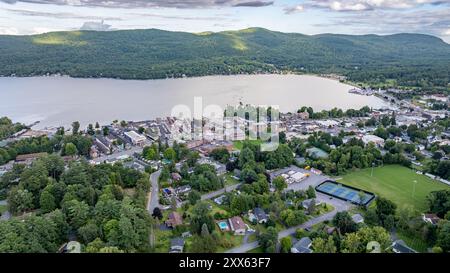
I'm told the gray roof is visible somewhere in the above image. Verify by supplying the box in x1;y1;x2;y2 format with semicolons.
392;240;416;253
171;238;185;248
294;247;312;253
292;237;312;253
253;207;268;220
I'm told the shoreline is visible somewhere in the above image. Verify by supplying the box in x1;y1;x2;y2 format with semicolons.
0;70;344;83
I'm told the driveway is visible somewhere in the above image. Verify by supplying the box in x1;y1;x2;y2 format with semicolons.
178;183;243;207
277;206;346;240
315;192;351;212
286;172;329;192
200;183;242;201
147;169;161;214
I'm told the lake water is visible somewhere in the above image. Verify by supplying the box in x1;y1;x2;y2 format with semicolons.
0;74;388;129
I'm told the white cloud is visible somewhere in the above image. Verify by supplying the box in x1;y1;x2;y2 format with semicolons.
0;0;274;8
284;5;304;14
306;0;448;12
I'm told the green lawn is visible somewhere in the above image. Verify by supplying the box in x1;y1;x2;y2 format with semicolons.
340;165;449;212
222;173;241;186
233;140;263;151
153;228;172;253
396;230;429;253
216;233;244;253
311;203;334;217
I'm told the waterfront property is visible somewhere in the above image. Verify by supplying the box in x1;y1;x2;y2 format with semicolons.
316;180;375;206
124;130;147;146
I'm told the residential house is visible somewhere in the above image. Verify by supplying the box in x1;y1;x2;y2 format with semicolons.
171;172;182;182
169;238;185;253
422;213;441;225
392;240;417;253
291;237;312;253
214;195;227;205
301;198;322;210
175;185;192;195
253;208;268;224
197;157;227;175
166;212;183;228
94;137;110;154
229;216;246;235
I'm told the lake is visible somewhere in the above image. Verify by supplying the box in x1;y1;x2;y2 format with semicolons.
0;74;388;129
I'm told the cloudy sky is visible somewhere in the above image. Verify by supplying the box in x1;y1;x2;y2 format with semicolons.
0;0;449;42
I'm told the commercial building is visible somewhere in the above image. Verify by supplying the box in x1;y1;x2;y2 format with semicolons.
124;130;146;146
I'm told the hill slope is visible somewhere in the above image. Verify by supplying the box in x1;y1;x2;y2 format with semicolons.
0;28;449;91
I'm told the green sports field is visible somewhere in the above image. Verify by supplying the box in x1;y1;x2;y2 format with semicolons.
339;165;449;212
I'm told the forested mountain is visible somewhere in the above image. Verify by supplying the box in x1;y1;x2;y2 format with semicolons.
1;27;449;91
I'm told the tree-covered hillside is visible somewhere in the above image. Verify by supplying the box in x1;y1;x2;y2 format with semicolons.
0;28;449;92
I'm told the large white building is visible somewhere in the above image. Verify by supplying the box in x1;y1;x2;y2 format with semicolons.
124;131;146;146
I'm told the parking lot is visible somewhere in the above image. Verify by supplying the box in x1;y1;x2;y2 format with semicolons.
270;165;329;192
270;165;352;211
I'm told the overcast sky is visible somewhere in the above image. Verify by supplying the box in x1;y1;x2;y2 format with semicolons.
0;0;449;43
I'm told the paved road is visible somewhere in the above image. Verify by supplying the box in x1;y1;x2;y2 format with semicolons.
286;171;329;192
277;209;343;239
200;183;242;201
177;183;243;207
147;170;161;214
0;200;11;221
226;198;351;253
93;146;143;163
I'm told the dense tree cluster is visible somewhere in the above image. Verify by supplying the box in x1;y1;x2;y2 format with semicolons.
0;155;151;253
189;164;223;192
0;117;26;141
0;123;96;165
297;106;372;119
